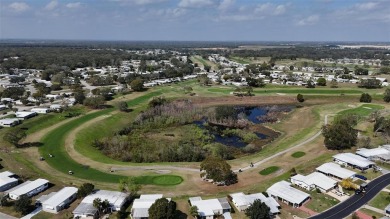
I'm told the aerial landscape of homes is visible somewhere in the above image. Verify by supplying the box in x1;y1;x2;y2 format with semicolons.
1;1;390;219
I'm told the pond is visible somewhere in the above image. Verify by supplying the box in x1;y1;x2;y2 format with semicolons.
195;105;292;148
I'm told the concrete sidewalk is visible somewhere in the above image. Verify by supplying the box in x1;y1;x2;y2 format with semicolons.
0;212;18;219
20;206;42;219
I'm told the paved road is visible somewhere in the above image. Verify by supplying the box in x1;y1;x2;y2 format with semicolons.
309;173;390;219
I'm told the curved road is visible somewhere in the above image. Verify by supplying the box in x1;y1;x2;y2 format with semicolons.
235;114;330;172
310;173;390;219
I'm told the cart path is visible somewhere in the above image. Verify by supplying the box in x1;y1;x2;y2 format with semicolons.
234;114;330;172
62;111;329;173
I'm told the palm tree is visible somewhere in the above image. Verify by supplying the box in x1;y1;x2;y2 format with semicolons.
190;206;199;218
93;198;102;216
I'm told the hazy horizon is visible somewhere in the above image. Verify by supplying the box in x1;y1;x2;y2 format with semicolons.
1;0;389;42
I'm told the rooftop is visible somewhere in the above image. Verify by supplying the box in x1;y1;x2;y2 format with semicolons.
41;187;78;207
266;181;310;205
230;192;280;214
9;178;48;196
316;162;356;179
333;153;375;168
291;172;337;191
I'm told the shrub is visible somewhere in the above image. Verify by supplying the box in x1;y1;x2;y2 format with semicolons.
360;93;372;103
297;94;304;102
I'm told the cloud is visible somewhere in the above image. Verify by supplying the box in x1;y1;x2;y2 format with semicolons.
44;0;58;10
274;4;286;15
111;0;168;5
297;15;319;26
178;0;214;8
254;3;272;13
66;2;82;9
218;0;235;11
8;2;30;12
355;2;378;10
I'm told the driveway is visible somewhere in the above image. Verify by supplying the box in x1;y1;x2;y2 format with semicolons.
309;173;390;219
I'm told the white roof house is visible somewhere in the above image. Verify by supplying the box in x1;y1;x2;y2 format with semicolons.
8;178;49;200
15;111;37;119
131;194;164;219
31;108;50;114
41;187;78;214
0;171;18;192
189;197;231;219
73;190;128;218
0;118;20;127
266;181;310;208
291;172;337;192
333;153;375;170
356;148;390;161
316;162;356;180
230;192;280;214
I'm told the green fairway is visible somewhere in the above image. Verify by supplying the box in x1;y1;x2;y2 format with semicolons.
291;151;306;158
338;104;384;117
74;91;163;164
38;91;183;185
259;166;280;175
207;87;364;95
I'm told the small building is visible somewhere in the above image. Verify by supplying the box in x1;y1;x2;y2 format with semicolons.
8;178;49;200
39;187;78;214
15;111;37;120
316;162;356;180
73;190;128;218
266;181;310;208
230;192;280;214
0;171;18;192
31;108;50;114
291;172;337;192
49;104;63;111
131;194;164;219
356;148;390;162
189;197;231;219
333;153;375;170
0;118;20;127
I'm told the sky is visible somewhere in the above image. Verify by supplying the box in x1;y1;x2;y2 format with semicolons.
0;0;389;42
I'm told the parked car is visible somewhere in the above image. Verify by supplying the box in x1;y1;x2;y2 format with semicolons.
355;174;367;180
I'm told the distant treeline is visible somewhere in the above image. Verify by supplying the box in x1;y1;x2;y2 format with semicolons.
0;47;174;70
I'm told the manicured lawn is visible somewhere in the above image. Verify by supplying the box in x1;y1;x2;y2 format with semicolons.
142;175;183;185
206;86;364;95
368;191;390;209
38;91;183;185
338;104;385;117
74;91;162;164
259;166;280;175
360;208;385;219
253;88;363;95
305;190;340;212
291;151;306;158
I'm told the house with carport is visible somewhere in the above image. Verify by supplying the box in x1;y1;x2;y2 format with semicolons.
189;196;231;219
316;162;356;180
333;153;375;170
229;192;280;214
38;187;78;214
266;181;310;208
291;172;337;192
